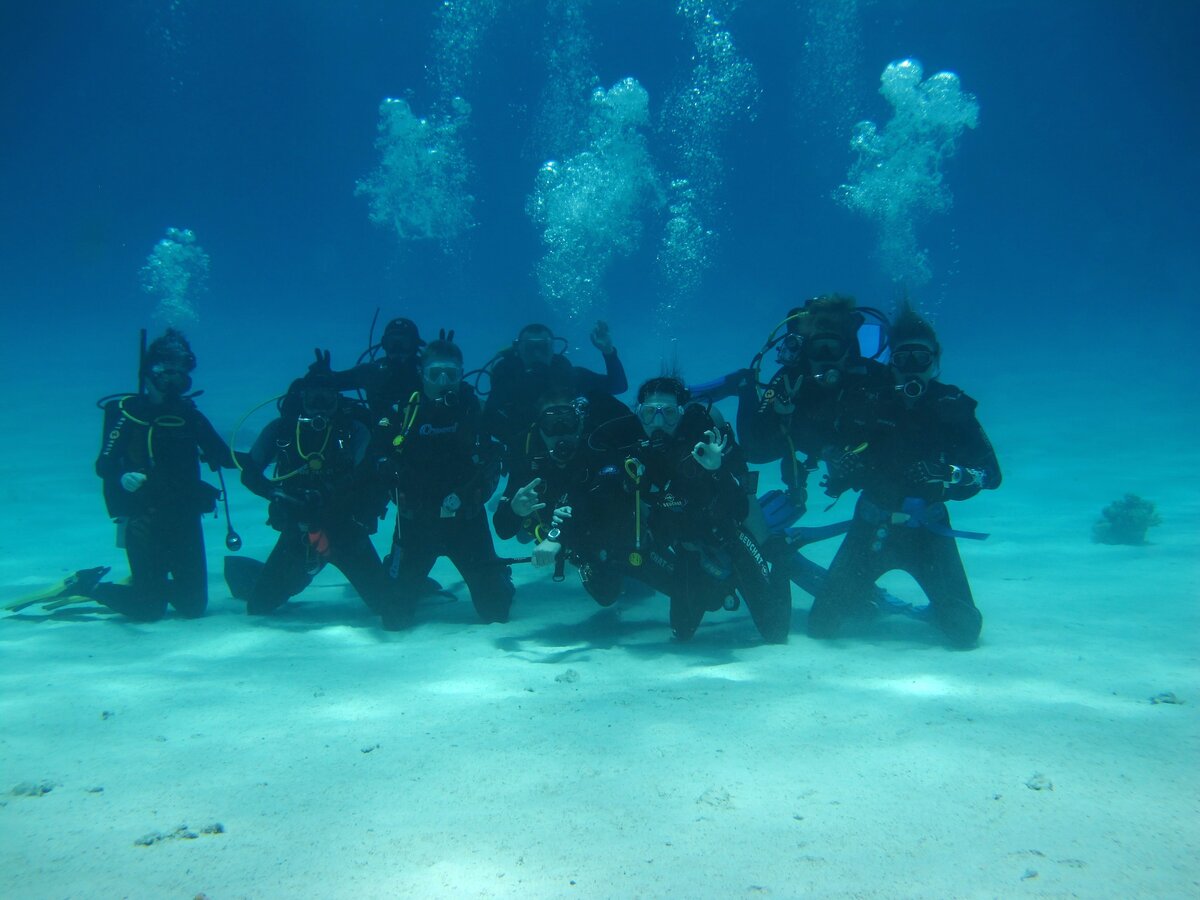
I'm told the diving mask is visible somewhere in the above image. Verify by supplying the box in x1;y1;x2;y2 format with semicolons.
423;363;463;387
538;405;582;438
637;403;682;427
890;345;936;374
148;364;192;397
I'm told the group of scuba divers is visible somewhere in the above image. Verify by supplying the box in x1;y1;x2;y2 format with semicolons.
11;294;1001;649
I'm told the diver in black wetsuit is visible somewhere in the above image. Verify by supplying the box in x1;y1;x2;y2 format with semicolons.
482;321;628;457
585;377;789;643
736;295;893;514
93;329;235;621
492;387;630;572
232;372;394;621
729;297;897;609
318;316;425;422
384;336;514;629
808;304;1001;648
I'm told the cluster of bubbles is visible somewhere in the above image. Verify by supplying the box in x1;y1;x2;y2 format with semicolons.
796;0;862;149
657;179;712;308
657;0;758;316
527;78;660;319
837;58;979;287
431;0;504;100
139;227;209;325
530;0;597;164
357;2;503;249
143;0;194;93
356;96;475;245
525;1;756;320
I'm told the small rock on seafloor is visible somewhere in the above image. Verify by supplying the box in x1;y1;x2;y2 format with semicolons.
1024;773;1053;791
11;781;57;797
1149;691;1183;705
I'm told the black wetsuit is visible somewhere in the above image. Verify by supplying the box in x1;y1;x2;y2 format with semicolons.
586;406;788;642
386;384;513;627
95;394;234;621
237;405;393;619
809;379;1002;647
737;359;893;502
492;395;631;585
327;356;422;425
483;351;628;456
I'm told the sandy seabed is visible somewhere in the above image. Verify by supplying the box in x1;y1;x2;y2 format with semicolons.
2;381;1197;899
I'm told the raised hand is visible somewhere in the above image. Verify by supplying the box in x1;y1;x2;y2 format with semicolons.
691;428;728;471
510;478;546;518
590;320;614;355
308;348;332;376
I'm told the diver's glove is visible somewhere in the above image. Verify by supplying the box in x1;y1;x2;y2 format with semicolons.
821;444;867;496
120;472;147;493
307;348;333;377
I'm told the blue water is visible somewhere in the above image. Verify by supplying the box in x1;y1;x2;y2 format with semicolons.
4;1;1197;370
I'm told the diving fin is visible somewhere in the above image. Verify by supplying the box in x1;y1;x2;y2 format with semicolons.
4;566;111;613
420;576;454;599
224;555;265;601
41;593;105;612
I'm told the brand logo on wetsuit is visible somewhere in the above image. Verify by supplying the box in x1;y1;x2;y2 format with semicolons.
419;422;459;436
736;529;769;577
648;551;675;573
101;413;127;459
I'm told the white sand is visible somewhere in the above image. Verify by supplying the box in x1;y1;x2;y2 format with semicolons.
2;375;1197;898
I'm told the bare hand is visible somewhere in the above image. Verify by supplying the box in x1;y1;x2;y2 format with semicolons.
590;320;614;355
691;428;728;471
120;472;147;493
510;478;546;518
532;540;561;568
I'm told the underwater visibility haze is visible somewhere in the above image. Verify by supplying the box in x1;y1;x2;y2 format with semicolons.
1;1;1197;896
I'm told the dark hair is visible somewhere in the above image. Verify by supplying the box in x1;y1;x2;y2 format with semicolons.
143;328;196;373
422;339;464;365
637;375;690;405
796;294;864;339
890;301;940;352
518;323;554;341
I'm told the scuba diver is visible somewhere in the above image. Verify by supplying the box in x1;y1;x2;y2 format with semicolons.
383;334;514;629
807;303;1001;648
492;387;630;574
481;321;628;457
229;371;395;622
689;295;915;627
582;376;790;643
315;316;425;422
736;294;892;503
87;329;235;621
